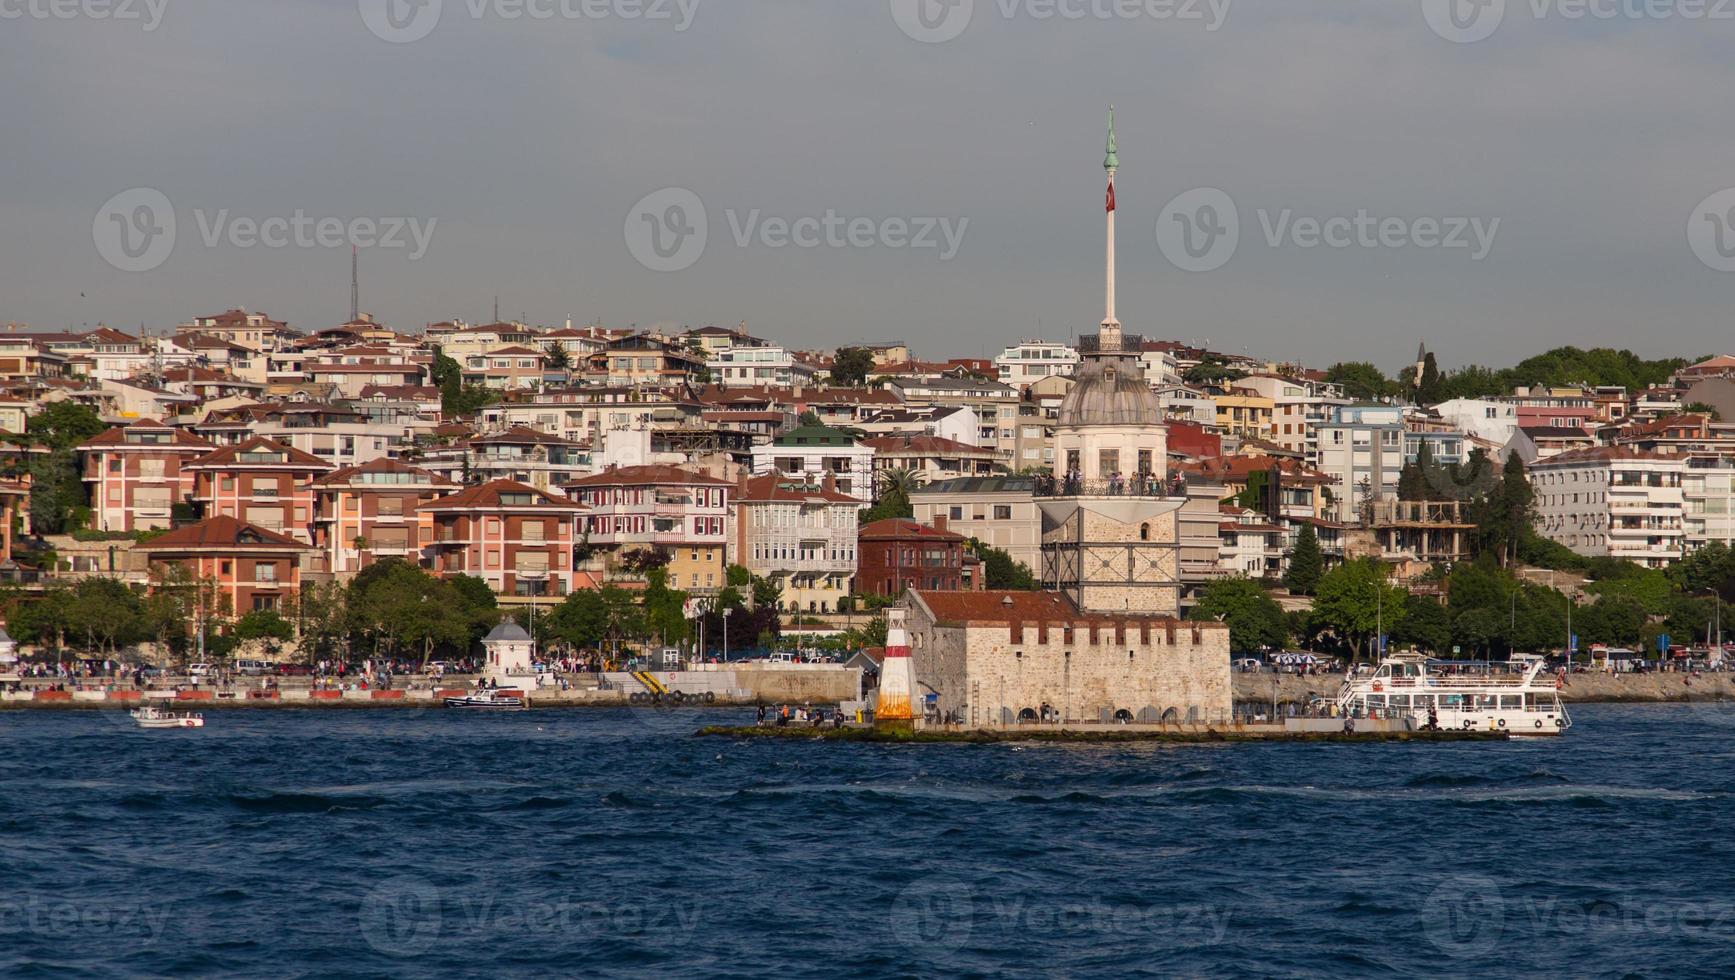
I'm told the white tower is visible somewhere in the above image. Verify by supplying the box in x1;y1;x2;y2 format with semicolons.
1039;110;1183;616
876;607;916;728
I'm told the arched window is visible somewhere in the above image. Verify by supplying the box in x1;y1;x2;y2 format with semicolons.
1139;523;1151;541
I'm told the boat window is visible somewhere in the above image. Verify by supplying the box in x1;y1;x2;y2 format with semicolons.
1366;695;1385;708
1412;695;1433;708
1388;695;1410;708
1500;695;1523;709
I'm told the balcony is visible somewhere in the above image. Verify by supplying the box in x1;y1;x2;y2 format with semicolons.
1034;475;1187;499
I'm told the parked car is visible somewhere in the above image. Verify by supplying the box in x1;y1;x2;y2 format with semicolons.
1233;657;1263;673
275;663;312;677
187;663;215;679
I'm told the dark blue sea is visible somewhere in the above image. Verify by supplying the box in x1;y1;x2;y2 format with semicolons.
2;703;1733;978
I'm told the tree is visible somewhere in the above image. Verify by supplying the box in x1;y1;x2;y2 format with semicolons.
1452;606;1506;656
548;588;610;651
1283;524;1324;595
1393;594;1451;655
1324;361;1396;400
968;540;1037;590
1312;558;1407;662
1189;577;1288;654
862;467;922;523
65;578;146;657
829;347;876;387
346;559;469;662
1183;356;1245;387
797;410;821;427
642;568;691;646
1416;351;1442;404
619;547;672;575
26;401;106;450
286;580;349;663
543;345;572;372
1470;452;1533;567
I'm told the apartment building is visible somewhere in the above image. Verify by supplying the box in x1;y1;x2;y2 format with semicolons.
420;426;590;491
1531;446;1684;567
78;419;216;532
310;458;456;578
1235;375;1349;456
910;476;1042;571
751;425;875;501
732;474;860;613
993;340;1078;390
1313;404;1407;522
138;515;312;614
565;465;732;593
863;434;1007;482
183;436;336;544
462;346;546;390
420;480;585;600
706;345;817;388
857;516;969;597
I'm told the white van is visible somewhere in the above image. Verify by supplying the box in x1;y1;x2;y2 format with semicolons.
187;663;216;679
234;659;275;677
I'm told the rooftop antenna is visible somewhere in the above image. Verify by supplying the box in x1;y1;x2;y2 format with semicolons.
350;245;359;323
494;295;500;323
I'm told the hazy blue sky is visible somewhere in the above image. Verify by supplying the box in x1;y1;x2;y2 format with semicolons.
3;0;1732;374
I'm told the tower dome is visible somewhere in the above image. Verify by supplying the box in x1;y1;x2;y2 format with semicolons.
1057;360;1163;427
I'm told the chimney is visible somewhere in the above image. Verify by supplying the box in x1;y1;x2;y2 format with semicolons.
933;514;947;534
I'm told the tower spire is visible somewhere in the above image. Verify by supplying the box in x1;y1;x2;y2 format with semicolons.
1100;106;1121;351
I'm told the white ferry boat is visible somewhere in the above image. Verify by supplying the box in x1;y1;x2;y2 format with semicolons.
1333;653;1571;736
131;705;206;729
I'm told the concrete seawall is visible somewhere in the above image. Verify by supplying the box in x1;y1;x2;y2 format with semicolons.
1232;671;1735;705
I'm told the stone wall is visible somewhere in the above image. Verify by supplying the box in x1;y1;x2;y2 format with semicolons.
910;607;1231;726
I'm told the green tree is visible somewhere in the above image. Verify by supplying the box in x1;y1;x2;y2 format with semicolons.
642;568;691;646
286;580;349;663
26;401;106;449
1283;524;1324;596
1324;361;1397;400
1393;594;1452;655
861;467;922;522
1189;577;1288;654
829;347;876;387
1452;606;1506;656
548;588;609;650
967;539;1037;590
66;577;146;657
1312;558;1407;662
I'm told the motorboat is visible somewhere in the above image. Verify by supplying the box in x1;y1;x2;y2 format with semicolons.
442;688;526;710
131;705;206;729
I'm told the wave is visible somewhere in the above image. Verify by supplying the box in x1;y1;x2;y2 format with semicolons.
227;792;386;814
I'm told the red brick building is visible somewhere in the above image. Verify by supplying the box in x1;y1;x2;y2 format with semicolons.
858;516;969;597
310;458;456;578
419;479;585;602
78;419;215;532
137;515;312;614
184;436;335;544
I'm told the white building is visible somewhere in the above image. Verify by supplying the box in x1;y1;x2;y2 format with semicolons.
750;425;876;501
994;341;1078;390
1682;452;1735;551
732;474;860;613
1313;404;1407;522
1432;398;1521;446
1531;447;1684;567
706;345;816;388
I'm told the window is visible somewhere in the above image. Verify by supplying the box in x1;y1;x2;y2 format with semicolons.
256;562;278;582
949;506;963;519
522;520;545;542
377;496;404;516
139;459;165;478
993;505;1012;520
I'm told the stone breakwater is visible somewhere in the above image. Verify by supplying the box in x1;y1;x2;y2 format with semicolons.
1232;671;1735;705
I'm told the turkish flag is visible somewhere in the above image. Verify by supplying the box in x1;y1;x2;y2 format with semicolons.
1106;180;1116;213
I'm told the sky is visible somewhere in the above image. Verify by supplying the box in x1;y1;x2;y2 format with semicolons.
3;0;1733;375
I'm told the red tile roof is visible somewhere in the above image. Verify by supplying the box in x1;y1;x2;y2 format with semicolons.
734;473;860;505
859;518;964;542
311;457;455;488
185;436;335;471
861;434;998;456
78;419;216;450
565;465;731;489
138;515;309;553
419;479;583;512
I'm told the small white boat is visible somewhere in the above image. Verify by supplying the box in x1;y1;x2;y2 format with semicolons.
131;705;205;729
443;689;526;710
1332;653;1571;736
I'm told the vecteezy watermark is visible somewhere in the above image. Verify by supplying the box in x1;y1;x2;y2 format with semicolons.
1155;187;1500;273
1423;0;1735;44
359;874;703;958
1687;188;1735;272
890;0;1230;43
1421;874;1735;958
359;0;701;43
0;0;168;30
624;187;969;272
888;879;1231;953
93;188;437;273
0;895;174;945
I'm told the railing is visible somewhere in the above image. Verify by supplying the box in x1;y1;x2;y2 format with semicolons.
1033;475;1187;499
